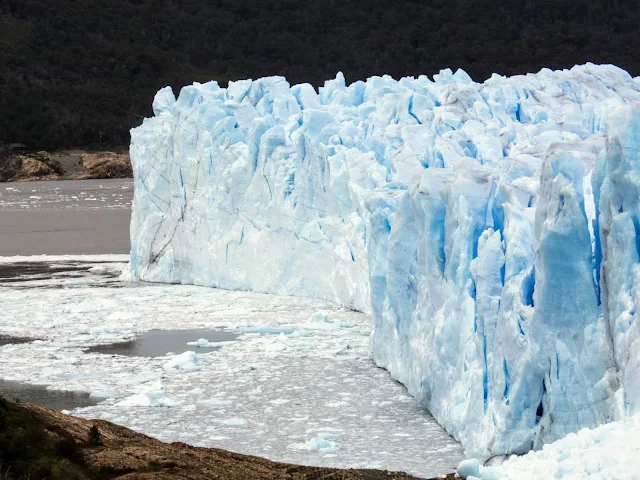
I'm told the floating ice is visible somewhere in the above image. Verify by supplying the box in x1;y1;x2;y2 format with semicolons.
311;310;330;323
164;351;201;371
216;417;247;426
457;458;481;478
289;437;341;454
0;260;465;477
187;338;234;348
239;326;294;335
129;64;640;458
117;391;177;407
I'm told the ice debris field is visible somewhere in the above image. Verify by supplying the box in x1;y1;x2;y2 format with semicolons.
0;257;463;477
128;63;640;475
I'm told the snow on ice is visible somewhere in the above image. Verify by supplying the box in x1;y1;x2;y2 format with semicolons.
129;63;640;460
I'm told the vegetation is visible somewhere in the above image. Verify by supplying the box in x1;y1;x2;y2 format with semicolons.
0;147;21;182
1;0;639;150
88;425;102;445
0;396;88;479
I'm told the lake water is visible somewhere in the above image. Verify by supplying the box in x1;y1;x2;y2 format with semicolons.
0;179;132;255
85;329;238;357
0;179;132;408
0;335;36;346
0;379;103;410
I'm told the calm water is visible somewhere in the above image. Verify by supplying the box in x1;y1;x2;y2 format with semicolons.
85;329;238;357
0;335;36;346
0;261;111;282
0;379;103;410
0;179;133;255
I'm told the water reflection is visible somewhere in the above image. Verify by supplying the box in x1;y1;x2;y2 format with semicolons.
85;329;238;357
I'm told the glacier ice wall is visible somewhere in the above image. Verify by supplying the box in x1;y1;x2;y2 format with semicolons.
130;64;640;458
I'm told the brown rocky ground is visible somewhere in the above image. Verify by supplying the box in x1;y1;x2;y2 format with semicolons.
0;150;132;182
0;398;456;480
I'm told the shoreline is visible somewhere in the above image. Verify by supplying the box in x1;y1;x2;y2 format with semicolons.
0;149;132;182
0;398;453;480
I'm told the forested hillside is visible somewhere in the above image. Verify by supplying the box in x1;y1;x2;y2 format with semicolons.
1;0;638;150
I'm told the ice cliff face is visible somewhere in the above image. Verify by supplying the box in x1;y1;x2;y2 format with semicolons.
130;64;640;458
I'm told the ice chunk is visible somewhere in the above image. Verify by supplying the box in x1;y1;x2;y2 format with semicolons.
288;436;341;453
163;351;201;371
457;458;481;478
216;417;247;426
239;326;294;335
117;391;177;407
186;338;234;348
310;310;329;323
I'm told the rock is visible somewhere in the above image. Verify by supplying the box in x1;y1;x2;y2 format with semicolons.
31;151;64;174
18;157;60;180
1;150;132;182
70;151;132;179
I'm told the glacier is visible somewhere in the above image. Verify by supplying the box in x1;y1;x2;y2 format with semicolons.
129;64;640;459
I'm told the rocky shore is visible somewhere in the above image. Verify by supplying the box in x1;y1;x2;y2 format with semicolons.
0;149;132;182
0;398;455;480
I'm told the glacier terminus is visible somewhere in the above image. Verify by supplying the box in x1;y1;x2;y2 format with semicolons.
129;64;640;460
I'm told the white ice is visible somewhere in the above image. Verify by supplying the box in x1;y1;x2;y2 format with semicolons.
187;338;234;348
289;437;341;454
465;414;640;480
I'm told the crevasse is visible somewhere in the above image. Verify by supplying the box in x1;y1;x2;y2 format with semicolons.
129;64;640;458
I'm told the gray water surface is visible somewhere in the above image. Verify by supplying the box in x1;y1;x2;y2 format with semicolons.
0;260;124;290
0;335;36;346
0;261;95;282
85;329;238;357
0;179;133;255
0;379;103;410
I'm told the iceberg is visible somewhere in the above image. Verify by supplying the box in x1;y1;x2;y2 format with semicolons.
129;64;640;458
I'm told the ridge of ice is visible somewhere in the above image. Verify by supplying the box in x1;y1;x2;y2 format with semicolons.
129;64;640;458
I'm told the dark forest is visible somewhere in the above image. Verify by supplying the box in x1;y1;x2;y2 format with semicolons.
1;0;638;150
